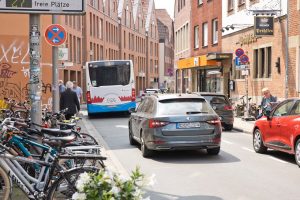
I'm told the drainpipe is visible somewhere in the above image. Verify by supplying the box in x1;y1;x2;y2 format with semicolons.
284;0;289;98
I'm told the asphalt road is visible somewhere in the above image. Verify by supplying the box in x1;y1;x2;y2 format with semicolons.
89;114;300;200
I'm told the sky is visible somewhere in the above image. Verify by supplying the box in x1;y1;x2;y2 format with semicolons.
154;0;175;19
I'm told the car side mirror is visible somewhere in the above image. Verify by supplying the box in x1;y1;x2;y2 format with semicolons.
129;107;136;113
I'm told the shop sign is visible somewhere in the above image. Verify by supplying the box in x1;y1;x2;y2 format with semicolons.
238;33;258;46
254;16;274;36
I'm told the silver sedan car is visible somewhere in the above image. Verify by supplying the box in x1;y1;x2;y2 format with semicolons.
128;94;222;157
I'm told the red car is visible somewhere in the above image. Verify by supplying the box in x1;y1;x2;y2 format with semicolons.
253;99;300;167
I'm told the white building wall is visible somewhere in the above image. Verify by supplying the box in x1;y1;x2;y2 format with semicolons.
222;0;287;36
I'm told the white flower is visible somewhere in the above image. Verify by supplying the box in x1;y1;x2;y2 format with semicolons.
104;170;114;180
110;186;120;195
132;188;142;197
76;180;85;192
79;172;91;184
119;175;129;182
72;192;87;200
76;172;91;192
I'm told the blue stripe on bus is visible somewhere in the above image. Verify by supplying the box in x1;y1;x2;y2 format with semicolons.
87;102;136;114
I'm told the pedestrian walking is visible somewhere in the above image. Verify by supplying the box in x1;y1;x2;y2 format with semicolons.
72;81;83;103
60;81;80;120
58;80;66;94
257;88;277;119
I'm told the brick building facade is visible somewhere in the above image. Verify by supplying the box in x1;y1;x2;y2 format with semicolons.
0;0;162;106
174;0;192;93
221;0;300;104
175;0;231;95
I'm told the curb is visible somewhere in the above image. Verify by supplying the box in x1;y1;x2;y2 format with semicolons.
81;117;130;177
233;127;252;134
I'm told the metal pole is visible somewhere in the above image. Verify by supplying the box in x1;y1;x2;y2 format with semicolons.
285;0;289;98
29;14;42;126
52;15;59;113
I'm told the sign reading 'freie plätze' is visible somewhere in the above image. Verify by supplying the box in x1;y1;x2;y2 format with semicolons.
254;16;274;36
0;0;84;14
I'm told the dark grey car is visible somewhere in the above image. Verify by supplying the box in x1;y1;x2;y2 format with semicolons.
196;93;234;131
128;94;222;157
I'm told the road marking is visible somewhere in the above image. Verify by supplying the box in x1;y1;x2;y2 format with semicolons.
116;125;128;129
222;140;233;145
242;147;255;153
268;157;288;164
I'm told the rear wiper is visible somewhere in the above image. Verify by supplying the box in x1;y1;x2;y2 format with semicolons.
186;111;208;114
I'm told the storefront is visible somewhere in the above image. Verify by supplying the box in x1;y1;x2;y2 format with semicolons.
176;53;232;95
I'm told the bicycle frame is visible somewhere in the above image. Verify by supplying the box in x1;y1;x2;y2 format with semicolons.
0;144;54;199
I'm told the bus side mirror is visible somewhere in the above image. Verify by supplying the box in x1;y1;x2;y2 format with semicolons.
129;108;136;113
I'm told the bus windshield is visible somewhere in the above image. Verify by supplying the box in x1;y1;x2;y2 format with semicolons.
88;63;130;87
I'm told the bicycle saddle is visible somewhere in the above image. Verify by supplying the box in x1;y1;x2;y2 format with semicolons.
43;134;77;148
41;128;72;137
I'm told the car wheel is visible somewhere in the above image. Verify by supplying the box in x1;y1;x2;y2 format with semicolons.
224;124;233;131
253;129;267;153
129;123;138;145
207;147;220;155
294;139;300;167
141;132;153;158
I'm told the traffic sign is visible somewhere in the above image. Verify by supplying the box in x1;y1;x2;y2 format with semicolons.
45;24;67;46
240;54;249;64
235;48;244;57
0;0;84;14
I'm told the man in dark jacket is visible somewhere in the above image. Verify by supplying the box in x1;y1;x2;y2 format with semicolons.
60;81;80;120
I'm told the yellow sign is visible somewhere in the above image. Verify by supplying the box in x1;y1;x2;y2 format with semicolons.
177;57;199;69
177;56;218;69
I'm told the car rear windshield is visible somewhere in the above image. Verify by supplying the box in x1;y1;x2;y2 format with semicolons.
202;95;229;106
157;98;215;115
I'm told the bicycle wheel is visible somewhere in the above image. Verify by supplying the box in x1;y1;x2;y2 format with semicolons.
47;167;98;200
0;166;11;200
76;133;99;145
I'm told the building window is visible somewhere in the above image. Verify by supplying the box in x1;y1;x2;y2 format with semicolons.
202;22;208;47
198;0;203;5
212;19;218;44
228;0;234;11
238;0;245;6
194;26;199;49
253;47;272;79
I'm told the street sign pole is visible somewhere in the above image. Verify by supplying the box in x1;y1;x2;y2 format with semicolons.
52;15;59;113
29;14;42;126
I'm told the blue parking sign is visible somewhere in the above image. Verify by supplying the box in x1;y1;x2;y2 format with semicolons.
235;57;241;70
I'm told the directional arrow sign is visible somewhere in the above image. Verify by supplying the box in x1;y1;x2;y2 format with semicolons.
44;24;67;46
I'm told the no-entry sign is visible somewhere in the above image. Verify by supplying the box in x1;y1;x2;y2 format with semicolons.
45;24;67;46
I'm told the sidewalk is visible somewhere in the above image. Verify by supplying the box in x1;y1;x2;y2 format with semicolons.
233;117;255;134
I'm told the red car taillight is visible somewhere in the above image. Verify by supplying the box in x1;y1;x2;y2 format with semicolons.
87;91;92;104
132;88;136;101
224;105;233;110
149;119;169;128
207;119;221;126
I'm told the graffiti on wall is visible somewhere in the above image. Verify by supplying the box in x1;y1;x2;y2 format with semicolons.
0;40;52;102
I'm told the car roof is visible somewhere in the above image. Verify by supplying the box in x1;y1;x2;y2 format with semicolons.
149;93;206;101
194;92;226;97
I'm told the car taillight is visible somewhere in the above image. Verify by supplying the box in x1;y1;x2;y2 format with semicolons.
132;88;136;101
149;119;169;128
207;119;221;125
87;91;92;104
224;105;233;110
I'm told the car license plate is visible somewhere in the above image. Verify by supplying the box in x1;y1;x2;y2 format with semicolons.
177;122;201;129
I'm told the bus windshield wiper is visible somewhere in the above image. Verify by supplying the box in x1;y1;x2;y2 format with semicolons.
186;111;208;114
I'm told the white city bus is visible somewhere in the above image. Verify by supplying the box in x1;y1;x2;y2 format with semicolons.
86;60;136;115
